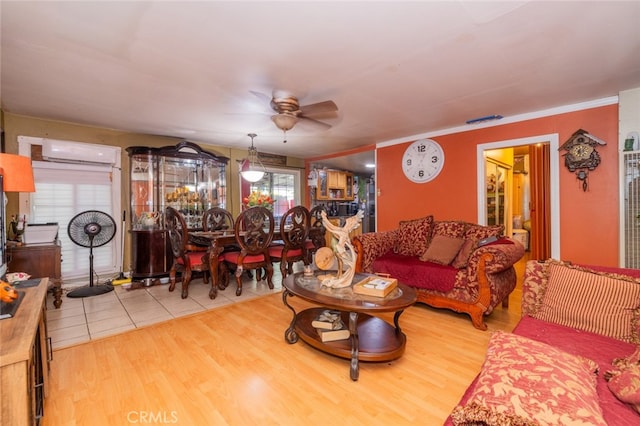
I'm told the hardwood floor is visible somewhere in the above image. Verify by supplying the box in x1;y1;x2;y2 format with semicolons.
42;262;527;426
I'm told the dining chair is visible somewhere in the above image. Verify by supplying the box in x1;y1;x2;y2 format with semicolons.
202;206;236;296
306;205;327;264
269;205;310;278
165;206;210;299
220;206;275;296
202;207;234;232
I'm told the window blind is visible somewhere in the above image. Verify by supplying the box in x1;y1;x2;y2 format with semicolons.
31;161;118;280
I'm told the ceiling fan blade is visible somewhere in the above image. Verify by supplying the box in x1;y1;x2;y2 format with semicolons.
298;116;332;130
299;100;338;116
250;90;272;104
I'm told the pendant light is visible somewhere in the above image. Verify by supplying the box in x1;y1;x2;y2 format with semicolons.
240;133;266;182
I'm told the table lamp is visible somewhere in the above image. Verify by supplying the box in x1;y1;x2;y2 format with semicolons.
0;153;36;193
0;153;36;241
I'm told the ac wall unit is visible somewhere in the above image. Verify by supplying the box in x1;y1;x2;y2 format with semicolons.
42;139;118;165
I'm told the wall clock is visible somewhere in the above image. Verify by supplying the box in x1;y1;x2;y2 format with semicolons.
401;139;444;183
559;129;606;192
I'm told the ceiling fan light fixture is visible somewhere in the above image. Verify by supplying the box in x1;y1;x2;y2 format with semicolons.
240;133;266;183
271;113;298;131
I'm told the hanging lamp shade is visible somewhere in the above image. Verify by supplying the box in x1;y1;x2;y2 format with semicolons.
271;113;298;131
240;133;266;183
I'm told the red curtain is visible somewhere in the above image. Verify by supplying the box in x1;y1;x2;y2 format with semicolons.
529;144;551;260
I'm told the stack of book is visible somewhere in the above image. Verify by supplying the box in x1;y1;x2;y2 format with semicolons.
312;310;351;342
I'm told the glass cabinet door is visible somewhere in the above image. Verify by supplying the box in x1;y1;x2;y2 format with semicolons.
130;150;159;230
161;157;226;230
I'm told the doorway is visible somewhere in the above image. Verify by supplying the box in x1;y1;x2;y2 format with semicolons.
477;134;560;260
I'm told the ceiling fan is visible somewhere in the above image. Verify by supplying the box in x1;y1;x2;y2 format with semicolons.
263;90;339;142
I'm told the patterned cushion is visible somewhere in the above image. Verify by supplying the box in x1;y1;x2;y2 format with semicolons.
432;220;466;239
533;262;640;343
606;347;640;414
451;238;477;269
451;331;605;426
394;215;434;257
419;235;464;265
464;223;504;240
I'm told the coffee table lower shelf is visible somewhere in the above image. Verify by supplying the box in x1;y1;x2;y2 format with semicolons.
292;307;407;380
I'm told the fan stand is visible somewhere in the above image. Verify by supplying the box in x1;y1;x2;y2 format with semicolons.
67;225;114;298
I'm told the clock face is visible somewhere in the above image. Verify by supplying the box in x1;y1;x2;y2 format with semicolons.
402;139;445;183
569;143;594;160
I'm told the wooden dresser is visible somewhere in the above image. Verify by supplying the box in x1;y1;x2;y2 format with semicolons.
7;242;62;308
0;278;51;425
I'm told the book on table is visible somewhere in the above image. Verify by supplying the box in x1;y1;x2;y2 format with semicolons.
317;327;351;343
352;275;398;297
311;309;345;330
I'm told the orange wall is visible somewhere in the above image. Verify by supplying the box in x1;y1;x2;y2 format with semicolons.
377;104;619;266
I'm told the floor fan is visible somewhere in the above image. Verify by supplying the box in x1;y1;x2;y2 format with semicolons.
67;210;117;298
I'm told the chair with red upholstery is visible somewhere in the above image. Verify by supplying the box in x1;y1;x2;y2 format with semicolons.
165;206;209;299
306;205;327;264
202;207;234;232
220;206;275;296
269;205;310;278
201;206;237;297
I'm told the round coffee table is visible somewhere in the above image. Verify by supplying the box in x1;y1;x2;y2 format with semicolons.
282;271;417;380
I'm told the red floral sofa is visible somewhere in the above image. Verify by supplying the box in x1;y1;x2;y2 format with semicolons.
352;215;525;330
447;259;640;425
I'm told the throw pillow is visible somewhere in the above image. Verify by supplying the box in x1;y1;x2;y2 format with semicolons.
606;347;640;414
463;223;504;241
419;235;464;265
451;238;477;269
534;262;640;343
394;215;434;257
451;331;605;426
431;220;467;239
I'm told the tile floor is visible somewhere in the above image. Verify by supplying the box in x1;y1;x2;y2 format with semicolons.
46;271;287;350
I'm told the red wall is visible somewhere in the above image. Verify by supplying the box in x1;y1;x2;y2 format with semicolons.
376;104;619;266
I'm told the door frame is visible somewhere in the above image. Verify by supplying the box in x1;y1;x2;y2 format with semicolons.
476;133;560;259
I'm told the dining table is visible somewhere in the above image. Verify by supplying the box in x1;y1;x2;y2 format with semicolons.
189;227;325;298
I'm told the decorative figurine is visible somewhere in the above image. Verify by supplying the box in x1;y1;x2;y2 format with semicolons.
315;210;364;288
0;280;19;304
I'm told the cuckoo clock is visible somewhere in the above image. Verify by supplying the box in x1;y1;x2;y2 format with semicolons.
559;129;606;191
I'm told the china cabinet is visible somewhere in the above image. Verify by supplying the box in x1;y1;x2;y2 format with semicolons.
126;142;228;279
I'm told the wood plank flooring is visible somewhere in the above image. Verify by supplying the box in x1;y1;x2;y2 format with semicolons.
42;260;527;426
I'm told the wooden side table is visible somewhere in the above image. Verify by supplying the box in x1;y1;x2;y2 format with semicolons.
7;242;63;308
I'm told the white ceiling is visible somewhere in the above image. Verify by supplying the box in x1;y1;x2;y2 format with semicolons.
2;1;640;174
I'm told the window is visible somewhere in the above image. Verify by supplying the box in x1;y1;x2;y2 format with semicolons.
240;166;301;222
30;162;121;280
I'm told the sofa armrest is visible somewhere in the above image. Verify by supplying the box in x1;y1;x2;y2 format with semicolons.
353;229;399;273
466;238;525;277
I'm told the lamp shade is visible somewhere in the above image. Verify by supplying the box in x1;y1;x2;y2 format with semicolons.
0;153;36;192
240;133;266;183
271;113;298;131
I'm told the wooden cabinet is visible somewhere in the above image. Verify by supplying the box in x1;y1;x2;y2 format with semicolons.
316;170;354;201
345;173;354;199
126;141;228;278
129;230;172;280
0;279;51;425
7;243;62;309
